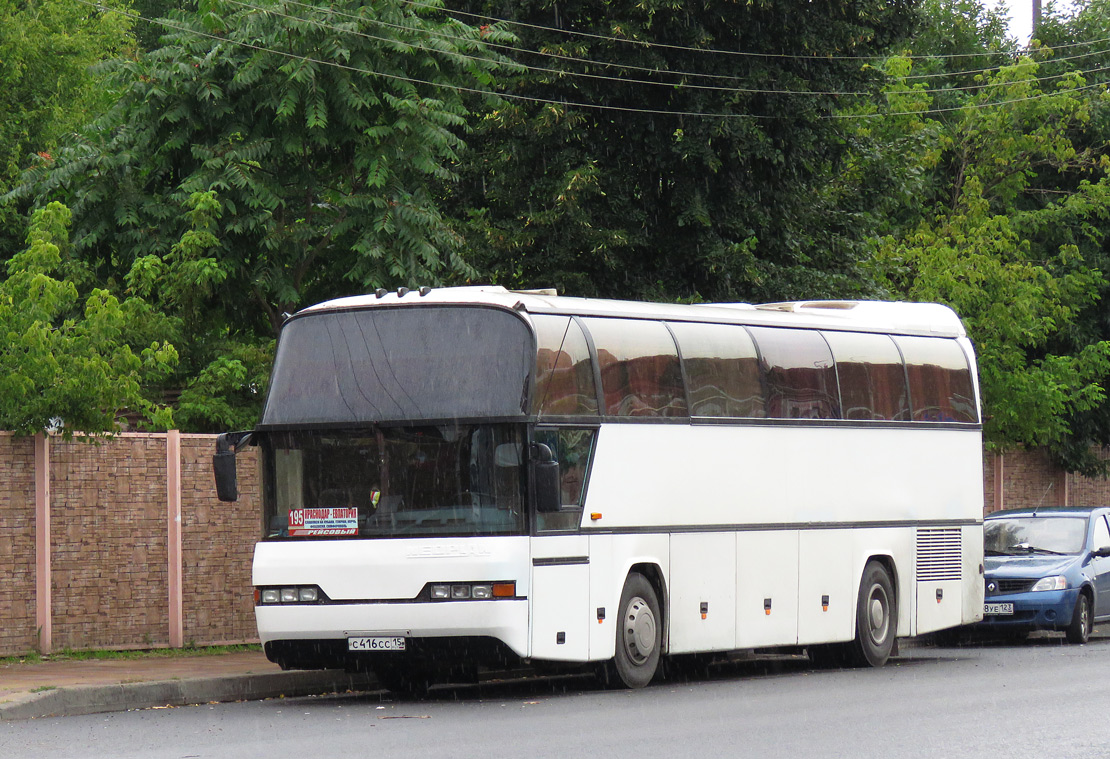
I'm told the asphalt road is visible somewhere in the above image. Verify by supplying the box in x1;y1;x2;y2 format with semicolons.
7;636;1110;759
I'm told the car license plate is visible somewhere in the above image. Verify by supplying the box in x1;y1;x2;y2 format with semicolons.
348;636;406;652
984;602;1014;615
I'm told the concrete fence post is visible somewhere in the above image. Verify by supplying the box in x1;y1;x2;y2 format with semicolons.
34;432;52;654
167;430;183;648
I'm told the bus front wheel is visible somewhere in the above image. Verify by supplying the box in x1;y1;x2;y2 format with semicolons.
607;573;662;689
847;560;897;668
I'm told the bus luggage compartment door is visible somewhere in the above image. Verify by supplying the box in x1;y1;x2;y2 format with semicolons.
530;536;590;661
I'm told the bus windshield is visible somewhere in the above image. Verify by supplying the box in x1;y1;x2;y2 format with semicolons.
261;425;527;540
261;306;533;426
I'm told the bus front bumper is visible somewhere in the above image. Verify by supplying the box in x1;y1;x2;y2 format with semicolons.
256;599;530;659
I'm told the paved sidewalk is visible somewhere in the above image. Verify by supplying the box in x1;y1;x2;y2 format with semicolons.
0;650;377;721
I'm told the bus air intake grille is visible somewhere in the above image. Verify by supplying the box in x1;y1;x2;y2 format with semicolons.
916;528;963;582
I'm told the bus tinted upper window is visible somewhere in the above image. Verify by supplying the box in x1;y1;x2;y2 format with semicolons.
747;327;840;420
894;336;977;423
582;318;687;418
263;306;532;426
531;315;599;417
823;331;910;421
669;322;765;418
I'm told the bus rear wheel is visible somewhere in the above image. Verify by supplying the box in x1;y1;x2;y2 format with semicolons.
846;560;897;668
607;573;662;689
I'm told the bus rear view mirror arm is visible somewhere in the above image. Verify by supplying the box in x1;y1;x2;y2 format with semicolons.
213;430;254;502
530;442;561;513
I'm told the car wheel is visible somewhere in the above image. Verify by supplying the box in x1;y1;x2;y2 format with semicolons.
1065;592;1092;644
845;560;897;667
606;572;662;688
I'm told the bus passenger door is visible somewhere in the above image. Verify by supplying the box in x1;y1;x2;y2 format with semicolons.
530;536;590;661
529;428;596;662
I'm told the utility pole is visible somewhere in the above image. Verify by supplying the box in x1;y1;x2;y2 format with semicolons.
1032;0;1041;35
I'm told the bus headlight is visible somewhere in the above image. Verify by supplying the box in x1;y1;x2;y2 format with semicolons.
428;581;515;600
256;585;325;605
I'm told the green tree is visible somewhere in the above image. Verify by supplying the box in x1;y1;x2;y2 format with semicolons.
445;0;918;303
13;0;512;335
0;0;134;250
0;202;177;436
867;57;1110;461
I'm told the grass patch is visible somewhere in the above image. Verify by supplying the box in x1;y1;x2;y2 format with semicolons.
0;643;261;667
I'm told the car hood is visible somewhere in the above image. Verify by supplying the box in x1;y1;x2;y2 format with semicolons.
984;554;1081;578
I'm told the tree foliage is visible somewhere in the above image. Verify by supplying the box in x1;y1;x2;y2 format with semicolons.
0;202;177;436
866;54;1110;463
0;0;134;249
13;0;512;334
445;0;918;303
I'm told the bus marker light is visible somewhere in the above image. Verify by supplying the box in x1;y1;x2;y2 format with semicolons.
700;602;708;619
492;582;516;598
936;588;944;603
597;607;605;623
821;595;830;612
764;598;772;615
590;513;602;521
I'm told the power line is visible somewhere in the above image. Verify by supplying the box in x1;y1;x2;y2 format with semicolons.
285;0;1110;69
223;0;1110;100
74;0;1110;122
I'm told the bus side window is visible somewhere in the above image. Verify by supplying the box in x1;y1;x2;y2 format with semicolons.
894;336;978;423
533;428;597;531
581;318;687;418
531;315;599;417
669;321;765;419
747;326;841;420
823;331;910;421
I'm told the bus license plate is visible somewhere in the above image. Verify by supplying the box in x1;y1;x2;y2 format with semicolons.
348;636;406;652
984;603;1014;615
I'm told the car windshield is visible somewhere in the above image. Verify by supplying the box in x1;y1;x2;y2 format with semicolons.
260;425;526;539
984;516;1088;556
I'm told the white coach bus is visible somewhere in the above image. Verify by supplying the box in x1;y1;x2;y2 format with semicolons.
214;286;985;690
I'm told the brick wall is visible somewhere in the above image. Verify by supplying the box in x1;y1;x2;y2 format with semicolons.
0;432;261;657
50;436;170;649
982;447;1109;514
1065;448;1110;507
0;434;36;656
181;436;259;646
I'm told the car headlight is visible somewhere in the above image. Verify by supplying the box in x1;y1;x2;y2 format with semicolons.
1030;576;1068;592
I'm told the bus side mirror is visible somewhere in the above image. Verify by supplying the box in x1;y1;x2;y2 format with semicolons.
213;431;252;502
530;443;561;513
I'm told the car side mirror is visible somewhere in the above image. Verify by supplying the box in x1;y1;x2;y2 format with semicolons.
1093;546;1110;559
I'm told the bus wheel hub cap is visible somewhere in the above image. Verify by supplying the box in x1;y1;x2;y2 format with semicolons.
625;598;656;663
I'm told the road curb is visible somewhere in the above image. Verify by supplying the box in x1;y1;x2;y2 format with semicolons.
0;670;378;722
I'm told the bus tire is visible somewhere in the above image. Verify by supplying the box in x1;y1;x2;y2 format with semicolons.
846;560;897;668
607;572;662;689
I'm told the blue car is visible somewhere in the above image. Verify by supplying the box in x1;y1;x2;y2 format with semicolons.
978;506;1110;643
